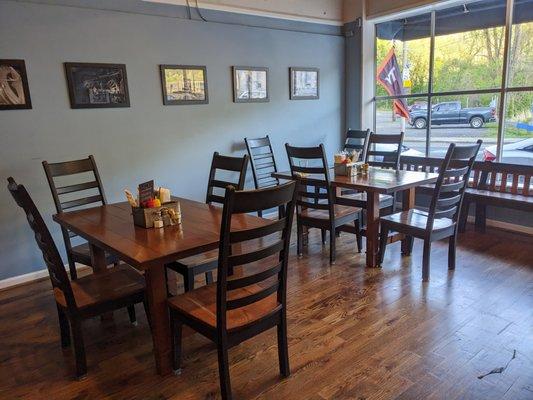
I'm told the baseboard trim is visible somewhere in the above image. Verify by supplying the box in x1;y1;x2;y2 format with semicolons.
466;216;533;235
0;264;90;291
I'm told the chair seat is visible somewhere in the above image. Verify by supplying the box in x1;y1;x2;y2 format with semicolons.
300;204;361;220
338;192;394;208
380;209;455;233
54;264;145;310
70;242;119;266
167;282;280;331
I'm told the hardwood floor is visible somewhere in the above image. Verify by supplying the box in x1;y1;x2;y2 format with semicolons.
0;228;532;399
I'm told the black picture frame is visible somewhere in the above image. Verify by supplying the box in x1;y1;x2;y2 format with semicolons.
290;67;319;100
0;59;32;110
159;65;209;105
232;66;269;103
64;62;130;109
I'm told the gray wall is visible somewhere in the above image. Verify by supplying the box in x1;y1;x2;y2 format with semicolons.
0;0;345;280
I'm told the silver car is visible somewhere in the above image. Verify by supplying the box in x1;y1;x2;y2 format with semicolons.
483;138;533;165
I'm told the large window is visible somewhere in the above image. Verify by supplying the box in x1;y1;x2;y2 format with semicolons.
374;0;533;165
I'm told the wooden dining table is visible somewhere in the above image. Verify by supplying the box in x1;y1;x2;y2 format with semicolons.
272;167;438;268
53;197;269;376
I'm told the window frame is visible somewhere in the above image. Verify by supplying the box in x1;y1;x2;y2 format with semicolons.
372;0;533;162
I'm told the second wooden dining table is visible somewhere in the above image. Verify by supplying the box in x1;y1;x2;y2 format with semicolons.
53;197;270;376
272;167;439;268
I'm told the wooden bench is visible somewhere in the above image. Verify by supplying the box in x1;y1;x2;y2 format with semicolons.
400;156;533;233
461;161;533;232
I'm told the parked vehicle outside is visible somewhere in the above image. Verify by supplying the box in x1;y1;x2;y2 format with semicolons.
410;101;496;129
482;138;533;166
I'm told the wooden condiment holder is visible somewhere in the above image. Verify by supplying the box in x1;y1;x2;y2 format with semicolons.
132;201;180;228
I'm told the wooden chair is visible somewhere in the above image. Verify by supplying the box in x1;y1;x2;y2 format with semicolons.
337;132;404;212
166;152;249;292
168;181;297;400
378;140;482;281
42;155;118;279
7;177;148;379
285;144;362;264
245;135;286;218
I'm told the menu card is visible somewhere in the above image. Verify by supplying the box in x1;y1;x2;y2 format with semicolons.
138;180;154;205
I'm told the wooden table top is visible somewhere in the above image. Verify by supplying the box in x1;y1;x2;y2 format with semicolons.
53;198;268;269
272;167;438;194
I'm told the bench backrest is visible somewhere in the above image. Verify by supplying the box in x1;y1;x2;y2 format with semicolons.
470;161;532;196
400;156;533;197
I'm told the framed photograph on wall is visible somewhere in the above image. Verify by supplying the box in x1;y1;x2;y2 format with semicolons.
160;65;208;105
0;59;32;110
290;67;319;100
64;62;130;109
232;66;269;103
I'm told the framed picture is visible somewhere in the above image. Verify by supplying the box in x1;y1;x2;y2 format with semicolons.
232;66;269;103
160;65;208;105
0;59;32;110
290;67;319;100
64;62;130;109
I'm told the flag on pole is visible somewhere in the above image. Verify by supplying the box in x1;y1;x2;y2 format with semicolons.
377;48;410;120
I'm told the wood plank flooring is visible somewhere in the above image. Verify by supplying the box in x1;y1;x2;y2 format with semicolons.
0;227;532;399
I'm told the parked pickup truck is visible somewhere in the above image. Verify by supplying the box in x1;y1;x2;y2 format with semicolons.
409;101;496;129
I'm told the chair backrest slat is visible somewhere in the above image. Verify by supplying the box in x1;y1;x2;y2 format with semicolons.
427;140;482;230
7;178;76;310
216;182;296;331
206;152;248;206
245;135;280;189
365;132;404;170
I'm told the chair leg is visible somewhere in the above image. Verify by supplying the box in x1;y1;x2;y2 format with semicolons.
127;305;137;326
71;318;87;380
448;235;457;270
458;200;470;233
277;313;290;378
67;254;77;280
57;305;70;348
217;342;232;400
257;210;263;218
142;299;152;331
321;229;326;245
379;227;389;265
422;241;431;282
278;205;285;219
402;236;414;256
354;219;362;253
205;271;214;285
296;221;303;257
329;226;336;264
184;270;195;292
170;314;183;373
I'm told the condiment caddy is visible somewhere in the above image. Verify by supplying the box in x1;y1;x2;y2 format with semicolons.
334;150;368;176
125;180;181;229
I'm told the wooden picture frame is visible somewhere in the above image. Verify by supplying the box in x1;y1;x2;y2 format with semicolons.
64;62;130;109
290;67;319;100
232;66;269;103
160;65;208;105
0;59;32;110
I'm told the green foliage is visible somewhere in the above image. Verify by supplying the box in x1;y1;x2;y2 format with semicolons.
375;22;533;119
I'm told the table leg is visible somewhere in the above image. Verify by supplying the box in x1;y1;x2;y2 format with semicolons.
401;188;416;255
145;264;173;376
366;191;380;268
89;244;107;273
